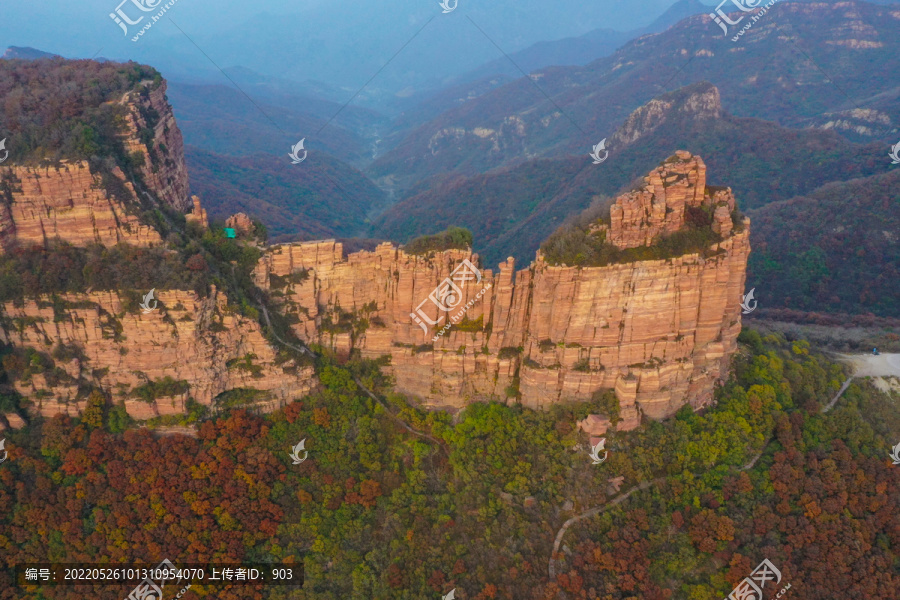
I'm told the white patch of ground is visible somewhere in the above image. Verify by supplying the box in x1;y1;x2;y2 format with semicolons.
839;354;900;396
840;353;900;377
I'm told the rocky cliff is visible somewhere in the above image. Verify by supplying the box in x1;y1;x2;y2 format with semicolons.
0;79;190;252
120;80;191;212
0;161;163;250
0;287;315;420
0;70;317;421
255;152;750;421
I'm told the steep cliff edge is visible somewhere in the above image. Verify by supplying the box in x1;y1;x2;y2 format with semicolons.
0;76;190;252
255;152;750;420
0;288;314;419
120;80;191;213
0;60;316;422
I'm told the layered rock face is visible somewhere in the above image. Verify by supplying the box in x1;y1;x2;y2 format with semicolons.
607;152;716;248
0;76;317;422
0;288;315;420
255;153;750;420
0;79;191;252
0;162;163;251
120;80;191;212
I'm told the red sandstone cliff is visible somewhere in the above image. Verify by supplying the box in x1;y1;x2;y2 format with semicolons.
0;77;317;421
0;162;163;250
0;79;190;252
254;152;750;421
0;288;315;420
119;80;191;212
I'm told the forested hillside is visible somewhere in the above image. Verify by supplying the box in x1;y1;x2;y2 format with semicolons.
186;146;386;242
748;169;900;318
2;333;897;599
0;58;161;165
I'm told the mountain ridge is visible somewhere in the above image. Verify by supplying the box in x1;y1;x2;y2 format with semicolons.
372;80;891;267
369;0;900;191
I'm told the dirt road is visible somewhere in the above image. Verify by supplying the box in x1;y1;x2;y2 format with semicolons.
840;353;900;377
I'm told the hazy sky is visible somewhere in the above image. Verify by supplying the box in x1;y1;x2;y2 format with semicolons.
0;0;704;102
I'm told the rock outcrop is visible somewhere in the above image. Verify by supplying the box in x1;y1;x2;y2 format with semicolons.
226;213;254;236
255;153;750;420
0;288;315;420
605;151;713;249
119;80;191;212
0;162;163;251
0;78;191;252
186;195;209;229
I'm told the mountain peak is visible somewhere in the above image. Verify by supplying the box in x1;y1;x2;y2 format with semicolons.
612;81;722;147
2;46;58;60
605;150;738;249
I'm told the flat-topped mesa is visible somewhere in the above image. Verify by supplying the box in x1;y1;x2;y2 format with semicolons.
0;78;193;253
605;151;735;249
255;154;750;422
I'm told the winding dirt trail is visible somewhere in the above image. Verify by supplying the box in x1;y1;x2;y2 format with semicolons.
548;477;665;579
548;370;859;580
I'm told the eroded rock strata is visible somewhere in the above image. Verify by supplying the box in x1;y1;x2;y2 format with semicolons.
0;288;315;419
0;79;315;420
120;80;191;212
0;162;163;251
0;79;190;251
255;152;750;421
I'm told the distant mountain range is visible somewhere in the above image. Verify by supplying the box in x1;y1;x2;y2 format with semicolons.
370;0;900;190
372;81;893;267
455;0;710;86
1;46;57;60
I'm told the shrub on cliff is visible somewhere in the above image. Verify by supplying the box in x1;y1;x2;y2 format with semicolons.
0;242;211;302
0;58;161;165
403;226;473;255
541;199;723;267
